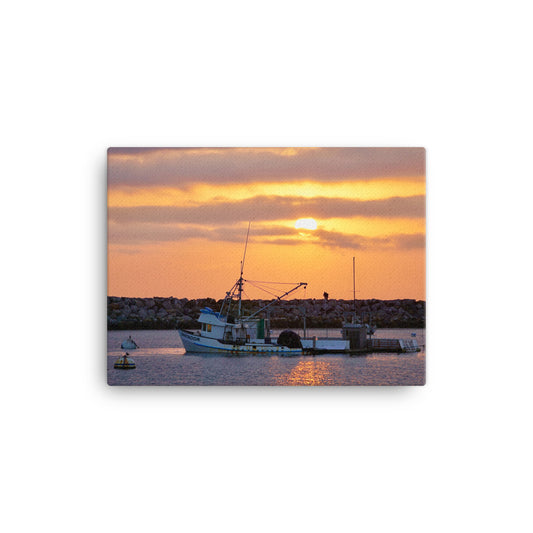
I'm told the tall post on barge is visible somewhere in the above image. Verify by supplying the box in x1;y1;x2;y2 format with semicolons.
352;256;356;320
341;257;368;351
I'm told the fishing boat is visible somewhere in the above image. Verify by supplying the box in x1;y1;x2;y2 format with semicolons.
177;225;307;355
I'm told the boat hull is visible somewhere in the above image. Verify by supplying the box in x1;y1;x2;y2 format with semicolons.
178;330;302;355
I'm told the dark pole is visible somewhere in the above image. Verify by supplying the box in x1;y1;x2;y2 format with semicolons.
238;222;251;318
353;257;356;322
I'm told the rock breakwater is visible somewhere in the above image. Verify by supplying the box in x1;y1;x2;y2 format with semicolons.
107;296;425;330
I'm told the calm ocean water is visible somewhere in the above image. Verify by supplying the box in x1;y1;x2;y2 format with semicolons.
107;328;425;386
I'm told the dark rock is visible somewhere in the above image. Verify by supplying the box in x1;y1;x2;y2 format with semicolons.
107;296;425;330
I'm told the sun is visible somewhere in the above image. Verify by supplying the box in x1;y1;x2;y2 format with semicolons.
295;218;318;230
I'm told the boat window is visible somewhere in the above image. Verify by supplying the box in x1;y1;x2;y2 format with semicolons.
207;324;212;332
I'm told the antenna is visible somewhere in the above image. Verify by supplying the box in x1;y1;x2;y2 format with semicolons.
238;222;251;318
241;221;251;278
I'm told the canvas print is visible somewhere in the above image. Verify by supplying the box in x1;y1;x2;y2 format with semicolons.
107;147;425;385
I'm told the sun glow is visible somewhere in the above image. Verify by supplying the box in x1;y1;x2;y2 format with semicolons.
295;218;318;230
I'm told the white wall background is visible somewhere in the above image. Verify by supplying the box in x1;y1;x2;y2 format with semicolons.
1;1;531;532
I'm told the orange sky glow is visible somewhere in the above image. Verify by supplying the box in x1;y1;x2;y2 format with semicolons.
107;147;425;300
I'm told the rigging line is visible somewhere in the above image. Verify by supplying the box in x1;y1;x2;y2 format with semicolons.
245;280;300;285
246;279;284;292
246;282;281;298
247;282;307;319
246;282;283;299
248;281;307;300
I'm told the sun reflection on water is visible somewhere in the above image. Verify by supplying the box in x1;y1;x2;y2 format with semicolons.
278;360;334;386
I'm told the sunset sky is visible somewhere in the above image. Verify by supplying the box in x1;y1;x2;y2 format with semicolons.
107;147;425;300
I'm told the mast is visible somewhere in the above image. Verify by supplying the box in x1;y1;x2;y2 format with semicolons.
219;221;307;322
238;222;251;319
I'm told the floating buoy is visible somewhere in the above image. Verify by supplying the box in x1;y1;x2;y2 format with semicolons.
114;352;136;369
121;335;139;349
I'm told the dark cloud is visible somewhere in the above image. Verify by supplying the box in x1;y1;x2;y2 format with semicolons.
108;194;425;225
107;147;425;188
108;222;295;246
108;221;425;251
310;229;425;250
392;233;426;249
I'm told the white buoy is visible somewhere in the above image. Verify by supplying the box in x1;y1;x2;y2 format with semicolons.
114;352;136;369
121;335;139;349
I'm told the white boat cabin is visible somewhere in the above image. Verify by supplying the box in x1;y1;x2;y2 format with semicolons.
197;307;267;344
